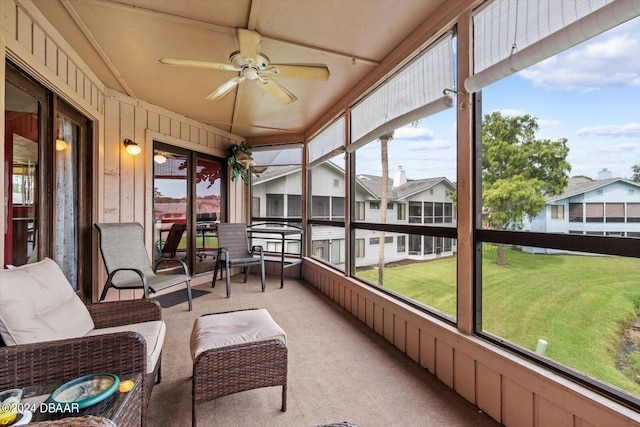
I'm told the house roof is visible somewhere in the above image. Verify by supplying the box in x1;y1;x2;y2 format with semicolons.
252;162;453;201
356;174;454;201
546;177;640;202
252;165;300;185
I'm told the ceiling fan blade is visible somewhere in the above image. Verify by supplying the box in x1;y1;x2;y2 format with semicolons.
270;64;330;80
159;58;240;72
257;77;297;104
237;28;261;63
206;77;243;101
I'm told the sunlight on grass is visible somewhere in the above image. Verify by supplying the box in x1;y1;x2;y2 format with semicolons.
356;257;457;316
356;249;640;397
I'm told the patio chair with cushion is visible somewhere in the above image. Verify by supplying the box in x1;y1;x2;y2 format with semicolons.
0;258;164;427
211;223;265;298
95;222;193;311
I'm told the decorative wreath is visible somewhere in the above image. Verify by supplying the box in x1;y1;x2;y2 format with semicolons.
227;142;255;184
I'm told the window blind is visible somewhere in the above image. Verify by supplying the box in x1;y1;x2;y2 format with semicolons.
606;203;624;217
465;0;640;92
627;203;640;217
349;31;454;153
307;116;345;167
251;144;302;166
586;203;604;216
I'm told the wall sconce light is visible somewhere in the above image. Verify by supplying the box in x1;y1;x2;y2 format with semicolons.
124;138;141;156
55;138;67;151
154;153;167;164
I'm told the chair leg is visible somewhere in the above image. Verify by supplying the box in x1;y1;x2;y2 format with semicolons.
192;395;197;427
98;282;111;302
243;266;250;283
282;384;287;412
260;262;266;292
211;258;219;288
186;279;193;311
225;261;231;298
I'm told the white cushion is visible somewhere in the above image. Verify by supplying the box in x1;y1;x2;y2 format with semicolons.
0;258;95;345
190;309;286;360
86;320;166;374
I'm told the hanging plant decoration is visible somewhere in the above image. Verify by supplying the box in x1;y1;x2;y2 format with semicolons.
227;141;255;184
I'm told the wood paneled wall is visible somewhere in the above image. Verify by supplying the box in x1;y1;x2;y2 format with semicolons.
100;89;244;301
0;0;246;301
1;0;104;116
303;258;640;427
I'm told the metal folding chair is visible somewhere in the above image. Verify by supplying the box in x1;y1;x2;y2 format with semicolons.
211;223;265;298
95;222;193;310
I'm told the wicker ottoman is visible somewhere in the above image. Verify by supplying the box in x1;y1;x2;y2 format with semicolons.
190;308;288;427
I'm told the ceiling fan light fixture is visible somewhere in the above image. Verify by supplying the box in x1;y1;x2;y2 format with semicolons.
243;67;259;80
154;153;167;164
161;29;329;104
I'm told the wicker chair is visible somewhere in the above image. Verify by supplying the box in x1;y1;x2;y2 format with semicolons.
0;298;161;427
31;415;118;426
211;223;265;298
95;222;193;311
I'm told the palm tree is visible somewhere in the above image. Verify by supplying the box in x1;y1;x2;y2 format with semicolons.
378;130;394;286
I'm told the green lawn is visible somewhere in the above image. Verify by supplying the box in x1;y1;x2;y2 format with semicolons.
357;249;640;396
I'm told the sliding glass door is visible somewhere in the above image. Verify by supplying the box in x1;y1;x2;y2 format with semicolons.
153;142;225;276
4;62;93;296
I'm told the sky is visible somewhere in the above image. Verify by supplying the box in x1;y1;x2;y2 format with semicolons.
355;15;640;184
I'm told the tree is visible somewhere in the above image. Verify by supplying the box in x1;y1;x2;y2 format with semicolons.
378;130;394;286
631;163;640;182
481;112;570;265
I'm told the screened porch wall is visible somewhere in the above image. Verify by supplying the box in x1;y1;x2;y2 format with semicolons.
304;258;640;426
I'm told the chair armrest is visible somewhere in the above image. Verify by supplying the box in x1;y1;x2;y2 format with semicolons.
154;257;190;276
106;267;149;297
251;245;264;257
218;247;229;259
0;331;147;391
87;299;162;328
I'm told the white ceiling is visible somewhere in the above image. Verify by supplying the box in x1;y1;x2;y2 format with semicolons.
32;0;447;141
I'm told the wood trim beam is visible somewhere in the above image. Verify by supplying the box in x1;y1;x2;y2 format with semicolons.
60;0;135;97
246;133;305;145
456;10;475;335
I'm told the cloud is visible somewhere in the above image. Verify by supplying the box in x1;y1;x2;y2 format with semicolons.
538;119;561;128
491;108;561;128
406;139;452;150
393;126;434;140
576;123;640;138
518;18;640;91
493;108;526;117
597;142;637;153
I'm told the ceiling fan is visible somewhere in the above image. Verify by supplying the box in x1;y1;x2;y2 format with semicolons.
159;28;330;104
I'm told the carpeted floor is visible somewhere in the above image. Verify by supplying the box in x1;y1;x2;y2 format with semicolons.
147;275;500;427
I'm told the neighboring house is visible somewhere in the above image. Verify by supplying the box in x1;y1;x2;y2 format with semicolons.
524;172;640;254
252;163;457;268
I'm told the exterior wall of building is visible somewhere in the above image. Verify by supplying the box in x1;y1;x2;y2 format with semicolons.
254;165;457;267
525;180;640;254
